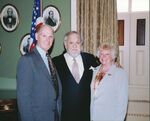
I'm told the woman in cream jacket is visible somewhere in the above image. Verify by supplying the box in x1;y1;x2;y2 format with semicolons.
90;43;128;121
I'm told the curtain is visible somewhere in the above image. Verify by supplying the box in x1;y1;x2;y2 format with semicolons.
77;0;119;59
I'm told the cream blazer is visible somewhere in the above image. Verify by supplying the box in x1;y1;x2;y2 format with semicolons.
90;64;128;121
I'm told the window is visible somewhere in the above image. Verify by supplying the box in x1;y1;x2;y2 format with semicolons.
117;0;129;12
132;0;149;12
117;0;149;12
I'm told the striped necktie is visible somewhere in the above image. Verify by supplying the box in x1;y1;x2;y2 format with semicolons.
46;53;59;98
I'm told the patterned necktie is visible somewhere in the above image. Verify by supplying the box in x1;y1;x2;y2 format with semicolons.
72;58;80;83
46;53;59;98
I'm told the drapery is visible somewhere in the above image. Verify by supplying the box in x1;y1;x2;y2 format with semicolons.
77;0;119;59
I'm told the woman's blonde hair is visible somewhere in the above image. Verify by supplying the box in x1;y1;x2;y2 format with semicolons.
98;42;118;61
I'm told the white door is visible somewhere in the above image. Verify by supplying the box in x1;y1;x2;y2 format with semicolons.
118;12;149;99
118;12;149;121
130;12;149;92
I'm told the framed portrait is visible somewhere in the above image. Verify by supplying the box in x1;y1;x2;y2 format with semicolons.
43;5;61;32
0;4;19;32
19;33;33;55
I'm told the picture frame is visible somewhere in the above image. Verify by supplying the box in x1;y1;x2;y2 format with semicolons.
19;33;32;55
43;5;61;32
0;4;19;32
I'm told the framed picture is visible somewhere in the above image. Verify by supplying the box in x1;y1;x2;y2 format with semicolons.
19;33;32;55
43;5;61;32
0;4;19;32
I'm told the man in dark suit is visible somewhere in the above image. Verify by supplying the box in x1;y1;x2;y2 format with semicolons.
52;31;99;121
17;24;62;121
3;7;16;28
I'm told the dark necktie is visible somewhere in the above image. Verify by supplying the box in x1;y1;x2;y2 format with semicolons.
46;53;60;121
46;53;59;99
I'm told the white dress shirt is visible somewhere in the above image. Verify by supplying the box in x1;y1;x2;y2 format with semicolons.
64;53;84;79
90;64;128;121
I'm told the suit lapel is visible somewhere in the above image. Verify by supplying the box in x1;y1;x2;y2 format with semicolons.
62;55;73;76
32;48;52;82
80;53;88;80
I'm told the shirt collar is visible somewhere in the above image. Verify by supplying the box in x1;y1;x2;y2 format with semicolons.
36;45;47;59
64;52;81;61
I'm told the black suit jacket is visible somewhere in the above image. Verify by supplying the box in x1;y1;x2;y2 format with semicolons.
52;52;99;121
3;15;16;28
17;47;62;121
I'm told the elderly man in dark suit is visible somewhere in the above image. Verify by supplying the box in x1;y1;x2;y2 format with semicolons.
52;31;99;121
17;24;62;121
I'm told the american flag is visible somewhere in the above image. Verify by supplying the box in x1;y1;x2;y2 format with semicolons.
29;0;41;52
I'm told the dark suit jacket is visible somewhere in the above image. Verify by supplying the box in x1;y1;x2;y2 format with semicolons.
3;15;16;28
52;52;99;121
17;47;62;121
46;17;56;27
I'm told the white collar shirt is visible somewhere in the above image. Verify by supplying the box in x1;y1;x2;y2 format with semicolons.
64;53;84;79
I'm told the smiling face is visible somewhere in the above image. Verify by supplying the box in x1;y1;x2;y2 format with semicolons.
35;25;54;52
98;44;116;66
64;32;81;58
99;49;113;65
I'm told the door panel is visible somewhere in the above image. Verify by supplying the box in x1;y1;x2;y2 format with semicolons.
130;12;149;87
118;13;130;76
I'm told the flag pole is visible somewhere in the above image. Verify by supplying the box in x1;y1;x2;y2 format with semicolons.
40;0;42;15
29;0;42;52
